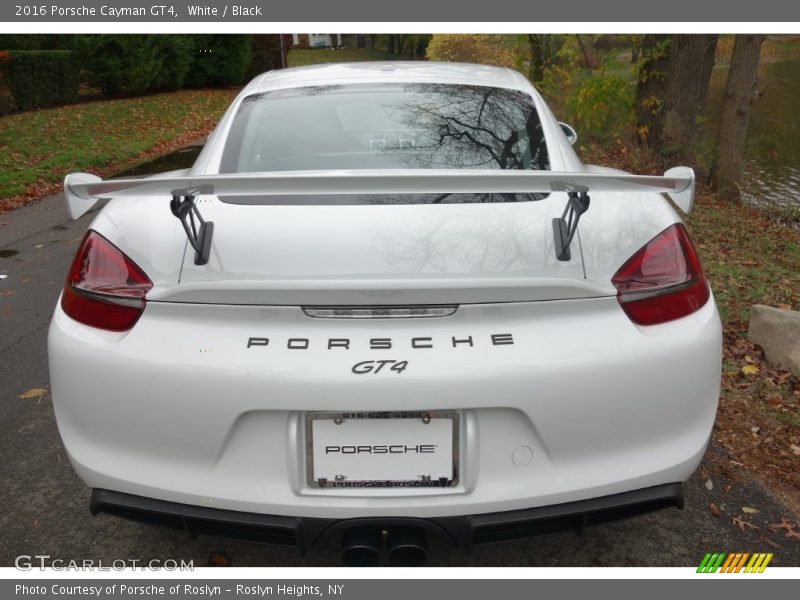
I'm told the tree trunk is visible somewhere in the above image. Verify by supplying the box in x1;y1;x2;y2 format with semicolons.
526;35;564;83
659;35;718;159
711;34;765;201
528;35;544;83
634;35;671;145
629;35;643;63
575;34;597;69
696;34;719;112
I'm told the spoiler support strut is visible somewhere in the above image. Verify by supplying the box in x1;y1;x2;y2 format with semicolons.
553;190;590;261
170;193;214;265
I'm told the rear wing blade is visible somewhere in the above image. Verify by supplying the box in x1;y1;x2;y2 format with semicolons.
63;167;695;218
64;167;695;265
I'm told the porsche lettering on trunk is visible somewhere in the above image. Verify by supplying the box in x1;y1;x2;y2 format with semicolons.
246;333;515;349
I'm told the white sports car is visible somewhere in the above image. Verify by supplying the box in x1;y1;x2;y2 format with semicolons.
50;62;721;566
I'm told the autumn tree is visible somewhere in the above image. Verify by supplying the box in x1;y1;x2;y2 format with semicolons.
426;35;517;68
630;35;643;63
659;35;719;159
574;35;599;70
696;34;718;113
634;35;671;145
635;35;720;164
711;34;766;201
526;35;564;83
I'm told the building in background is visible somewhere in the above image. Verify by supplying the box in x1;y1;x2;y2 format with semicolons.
290;34;369;49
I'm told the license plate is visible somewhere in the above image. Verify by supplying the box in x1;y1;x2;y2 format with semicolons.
306;411;459;489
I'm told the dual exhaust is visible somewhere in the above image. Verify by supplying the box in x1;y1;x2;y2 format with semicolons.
341;526;428;567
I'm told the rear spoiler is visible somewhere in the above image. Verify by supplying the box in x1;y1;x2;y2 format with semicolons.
64;167;695;264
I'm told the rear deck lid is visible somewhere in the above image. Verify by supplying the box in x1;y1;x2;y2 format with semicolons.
168;192;597;305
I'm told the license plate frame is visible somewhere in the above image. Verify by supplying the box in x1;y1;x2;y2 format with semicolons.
305;411;459;489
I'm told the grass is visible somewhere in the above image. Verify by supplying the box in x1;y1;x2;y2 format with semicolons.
0;88;238;211
287;48;399;67
688;192;800;507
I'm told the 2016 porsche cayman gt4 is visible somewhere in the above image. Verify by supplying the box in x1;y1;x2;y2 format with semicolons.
49;62;721;565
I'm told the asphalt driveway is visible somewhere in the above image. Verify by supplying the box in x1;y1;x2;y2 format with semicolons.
1;191;798;567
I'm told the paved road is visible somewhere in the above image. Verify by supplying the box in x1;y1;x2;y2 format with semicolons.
1;192;798;568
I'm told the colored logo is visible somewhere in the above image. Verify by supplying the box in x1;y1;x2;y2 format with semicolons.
697;552;773;573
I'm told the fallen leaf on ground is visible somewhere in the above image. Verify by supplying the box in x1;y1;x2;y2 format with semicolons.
18;387;47;400
785;530;800;541
790;444;800;456
760;536;784;550
208;552;230;567
741;364;759;376
732;516;759;531
742;507;760;514
710;503;722;517
767;518;796;533
767;394;783;406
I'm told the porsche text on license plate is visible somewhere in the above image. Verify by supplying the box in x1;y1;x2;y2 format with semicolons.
306;411;459;488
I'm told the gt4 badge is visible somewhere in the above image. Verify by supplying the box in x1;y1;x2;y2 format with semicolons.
352;360;408;375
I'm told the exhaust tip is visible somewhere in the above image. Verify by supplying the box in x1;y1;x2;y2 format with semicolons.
386;528;428;567
340;527;382;567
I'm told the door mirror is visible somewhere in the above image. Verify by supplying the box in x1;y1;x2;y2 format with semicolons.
559;122;578;146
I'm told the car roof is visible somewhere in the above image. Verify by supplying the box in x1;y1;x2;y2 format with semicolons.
244;61;531;94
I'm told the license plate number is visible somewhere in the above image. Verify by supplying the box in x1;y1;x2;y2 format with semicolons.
306;411;458;488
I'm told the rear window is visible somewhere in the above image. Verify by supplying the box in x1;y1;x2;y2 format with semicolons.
220;83;550;173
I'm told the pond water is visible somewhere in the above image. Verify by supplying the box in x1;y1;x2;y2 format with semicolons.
707;59;800;213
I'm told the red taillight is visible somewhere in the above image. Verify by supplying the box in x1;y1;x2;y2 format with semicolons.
61;231;153;332
612;223;710;326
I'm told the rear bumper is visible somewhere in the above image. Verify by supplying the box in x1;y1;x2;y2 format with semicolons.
51;296;721;518
91;483;684;552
